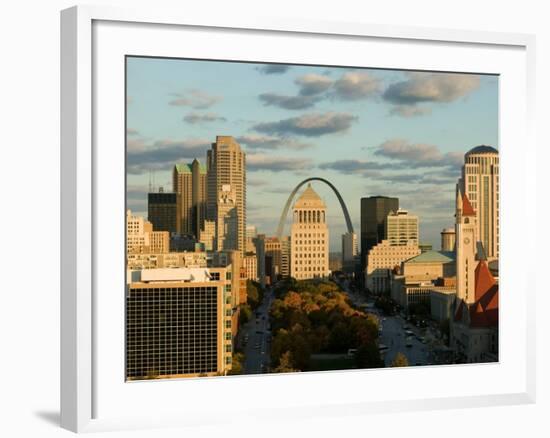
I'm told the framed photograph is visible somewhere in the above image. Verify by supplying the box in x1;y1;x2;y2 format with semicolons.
61;5;536;433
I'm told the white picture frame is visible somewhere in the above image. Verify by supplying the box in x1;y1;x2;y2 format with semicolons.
60;4;536;433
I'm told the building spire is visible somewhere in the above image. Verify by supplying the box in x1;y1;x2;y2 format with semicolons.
462;193;476;216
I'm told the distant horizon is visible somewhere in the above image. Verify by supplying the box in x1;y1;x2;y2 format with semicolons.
126;57;498;251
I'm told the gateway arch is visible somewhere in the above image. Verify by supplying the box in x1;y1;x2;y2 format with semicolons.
276;177;354;239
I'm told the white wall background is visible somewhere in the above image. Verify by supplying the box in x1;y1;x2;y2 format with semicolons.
0;1;547;437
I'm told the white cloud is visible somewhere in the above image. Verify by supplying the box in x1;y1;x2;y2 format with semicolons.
383;72;481;105
169;89;223;109
333;72;382;100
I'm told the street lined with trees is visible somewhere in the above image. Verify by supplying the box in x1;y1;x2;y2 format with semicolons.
269;279;383;372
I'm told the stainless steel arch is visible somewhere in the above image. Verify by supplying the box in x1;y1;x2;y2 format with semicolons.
275;177;354;239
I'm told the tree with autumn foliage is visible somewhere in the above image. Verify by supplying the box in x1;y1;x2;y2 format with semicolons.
269;279;382;372
391;352;409;367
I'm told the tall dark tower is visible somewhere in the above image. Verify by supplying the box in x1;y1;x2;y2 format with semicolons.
360;196;399;274
148;191;177;233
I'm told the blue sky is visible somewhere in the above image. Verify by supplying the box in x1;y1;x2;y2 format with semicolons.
126;57;498;251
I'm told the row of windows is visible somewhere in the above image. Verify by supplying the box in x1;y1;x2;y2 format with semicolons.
294;266;326;273
127;347;218;354
295;249;325;256
295;239;325;245
129;287;218;293
295;259;325;265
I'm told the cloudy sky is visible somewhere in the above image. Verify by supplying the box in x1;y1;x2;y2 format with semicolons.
126;57;498;251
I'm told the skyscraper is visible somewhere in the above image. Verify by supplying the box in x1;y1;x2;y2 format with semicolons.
280;235;291;279
215;184;238;251
341;232;358;272
207;136;246;255
385;208;419;246
360;196;399;271
126;266;234;379
290;184;329;280
172;159;207;238
265;237;282;283
457;145;499;260
147;191;177;234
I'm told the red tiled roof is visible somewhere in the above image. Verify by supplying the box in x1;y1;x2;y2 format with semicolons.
462;193;476;216
455;260;499;328
474;260;496;302
470;260;499;328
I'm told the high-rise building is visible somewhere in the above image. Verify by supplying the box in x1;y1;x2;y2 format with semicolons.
243;253;258;281
199;220;216;251
341;232;358;272
126;267;233;379
457;145;499;260
215;184;238;251
441;227;456;252
290;184;329;280
245;225;257;253
172;159;207;238
265;237;282;282
360;196;399;272
208;250;246;336
148;191;177;234
451;147;500;364
207;136;246;255
385;208;419;246
254;234;266;286
280;236;291;279
126;210;169;255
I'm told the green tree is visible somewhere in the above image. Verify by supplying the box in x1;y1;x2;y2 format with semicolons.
391;352;409;367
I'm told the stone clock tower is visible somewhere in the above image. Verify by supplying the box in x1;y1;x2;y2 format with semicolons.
455;189;477;305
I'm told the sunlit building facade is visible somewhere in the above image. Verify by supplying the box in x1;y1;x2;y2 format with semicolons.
290;184;329;280
457;145;499;260
207;136;246;255
126;267;233;380
172;159;207;238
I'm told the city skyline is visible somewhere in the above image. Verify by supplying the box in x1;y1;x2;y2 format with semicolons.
127;56;498;250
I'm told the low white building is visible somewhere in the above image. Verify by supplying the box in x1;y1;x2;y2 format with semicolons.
366;240;420;294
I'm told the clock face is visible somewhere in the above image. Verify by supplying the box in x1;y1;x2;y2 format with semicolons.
464;237;470;244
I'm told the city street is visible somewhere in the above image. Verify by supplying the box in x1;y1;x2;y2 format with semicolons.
379;314;429;366
242;287;274;374
335;277;431;367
